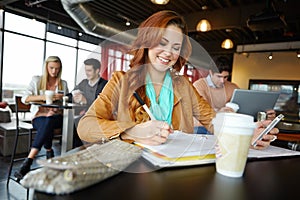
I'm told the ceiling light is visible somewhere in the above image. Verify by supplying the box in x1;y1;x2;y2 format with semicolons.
151;0;169;5
201;5;208;10
242;52;249;58
268;52;273;60
221;39;234;49
196;19;211;32
126;21;130;26
57;25;62;30
297;51;300;58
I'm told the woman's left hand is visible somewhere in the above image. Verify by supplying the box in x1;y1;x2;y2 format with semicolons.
251;120;279;150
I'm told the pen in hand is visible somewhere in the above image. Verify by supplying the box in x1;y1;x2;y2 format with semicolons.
133;92;156;120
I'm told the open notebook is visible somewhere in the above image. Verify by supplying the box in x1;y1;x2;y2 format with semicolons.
135;131;300;168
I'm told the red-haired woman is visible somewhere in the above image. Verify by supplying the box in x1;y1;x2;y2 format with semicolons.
77;10;277;148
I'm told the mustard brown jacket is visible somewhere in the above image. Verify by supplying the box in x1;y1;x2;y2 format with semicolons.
77;71;216;143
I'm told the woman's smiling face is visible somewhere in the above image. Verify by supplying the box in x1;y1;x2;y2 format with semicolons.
148;24;183;72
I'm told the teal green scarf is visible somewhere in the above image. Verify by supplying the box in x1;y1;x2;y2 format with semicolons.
146;71;174;125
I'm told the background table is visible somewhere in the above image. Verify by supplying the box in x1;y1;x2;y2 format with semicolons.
30;101;83;154
278;132;300;141
33;155;300;200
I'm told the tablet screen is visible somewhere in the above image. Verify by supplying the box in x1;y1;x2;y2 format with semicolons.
230;89;280;120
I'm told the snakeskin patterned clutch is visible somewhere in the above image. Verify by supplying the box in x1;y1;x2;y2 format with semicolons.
20;139;142;195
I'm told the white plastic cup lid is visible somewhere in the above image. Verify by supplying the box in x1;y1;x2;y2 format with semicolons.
225;102;239;112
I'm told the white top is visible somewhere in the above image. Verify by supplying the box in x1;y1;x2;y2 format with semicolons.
21;75;69;118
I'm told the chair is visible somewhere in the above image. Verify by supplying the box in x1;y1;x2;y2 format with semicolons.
6;96;34;198
7;96;63;188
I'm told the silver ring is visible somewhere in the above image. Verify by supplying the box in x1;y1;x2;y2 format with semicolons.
270;135;277;142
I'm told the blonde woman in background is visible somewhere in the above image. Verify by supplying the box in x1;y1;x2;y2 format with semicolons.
14;56;69;180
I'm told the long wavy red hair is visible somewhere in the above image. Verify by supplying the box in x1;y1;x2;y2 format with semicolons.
127;10;192;122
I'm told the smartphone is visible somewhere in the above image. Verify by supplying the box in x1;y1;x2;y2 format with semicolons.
57;90;64;95
251;114;284;147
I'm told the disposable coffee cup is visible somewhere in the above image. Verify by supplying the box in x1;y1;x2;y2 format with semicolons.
45;90;54;104
212;112;256;178
225;102;239;112
72;89;81;96
62;96;69;105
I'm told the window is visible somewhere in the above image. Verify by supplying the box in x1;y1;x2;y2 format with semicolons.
2;32;44;100
2;12;46;102
47;32;77;47
249;79;300;123
5;12;45;38
107;48;131;79
180;64;194;82
46;41;77;90
1;11;129;102
78;40;98;50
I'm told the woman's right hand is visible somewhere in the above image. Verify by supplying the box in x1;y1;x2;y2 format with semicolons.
122;120;173;145
250;120;279;150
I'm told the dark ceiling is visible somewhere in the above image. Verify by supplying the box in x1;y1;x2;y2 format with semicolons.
1;0;300;56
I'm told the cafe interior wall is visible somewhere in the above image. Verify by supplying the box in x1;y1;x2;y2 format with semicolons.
231;51;300;89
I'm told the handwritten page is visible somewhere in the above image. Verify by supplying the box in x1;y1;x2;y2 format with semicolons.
136;131;300;168
136;131;216;158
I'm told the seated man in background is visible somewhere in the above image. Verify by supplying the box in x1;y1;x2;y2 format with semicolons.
193;56;239;134
193;56;277;133
71;58;107;147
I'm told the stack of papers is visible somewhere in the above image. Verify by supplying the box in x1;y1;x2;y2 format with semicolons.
135;131;300;168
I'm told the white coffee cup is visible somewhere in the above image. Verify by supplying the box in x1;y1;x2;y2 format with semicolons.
62;96;69;105
71;89;81;96
45;90;54;104
225;102;239;112
212;112;256;178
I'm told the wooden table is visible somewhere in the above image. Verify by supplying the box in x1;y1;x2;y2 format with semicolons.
277;132;300;141
33;155;300;200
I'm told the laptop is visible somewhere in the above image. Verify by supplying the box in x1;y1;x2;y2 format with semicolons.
230;89;280;120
